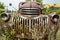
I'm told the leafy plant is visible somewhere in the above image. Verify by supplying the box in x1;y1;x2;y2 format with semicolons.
0;2;5;14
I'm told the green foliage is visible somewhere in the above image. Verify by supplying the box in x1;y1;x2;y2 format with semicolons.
0;2;5;9
42;8;52;15
26;0;31;2
0;13;23;40
36;0;42;3
42;7;59;15
0;2;5;14
26;0;42;3
55;9;60;15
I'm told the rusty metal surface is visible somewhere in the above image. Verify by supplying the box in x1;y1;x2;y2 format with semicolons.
13;15;49;39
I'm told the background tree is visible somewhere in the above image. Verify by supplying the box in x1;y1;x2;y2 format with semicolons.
0;2;5;14
36;0;42;3
26;0;31;2
26;0;42;2
42;6;54;15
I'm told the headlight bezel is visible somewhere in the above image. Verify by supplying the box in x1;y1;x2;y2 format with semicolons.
0;13;11;22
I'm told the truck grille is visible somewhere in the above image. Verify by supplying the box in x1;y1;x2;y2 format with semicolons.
13;15;49;39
